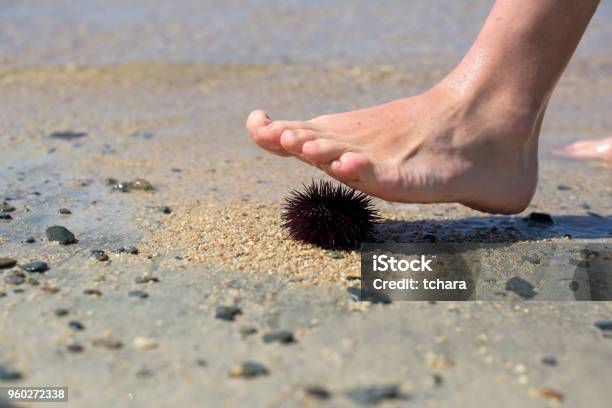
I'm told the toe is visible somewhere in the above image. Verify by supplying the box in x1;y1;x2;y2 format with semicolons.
257;120;316;146
246;110;291;156
302;139;349;164
330;152;372;181
280;129;318;155
246;109;271;140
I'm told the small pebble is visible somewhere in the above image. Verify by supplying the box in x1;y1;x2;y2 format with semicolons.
134;276;159;284
83;289;102;297
54;308;70;317
128;290;149;299
133;337;159;350
4;272;25;285
20;261;49;273
215;305;242;321
27;277;39;286
0;202;15;212
0;367;23;381
304;385;331;400
262;330;295;344
536;387;564;402
158;205;172;214
68;320;85;330
229;361;269;378
24;237;36;243
541;355;558;366
45;225;77;245
92;337;123;349
58;208;72;215
556;185;572;191
525;212;554;225
505;277;537;299
326;250;345;259
239;326;258;337
0;258;17;269
66;343;84;353
580;202;591;210
114;246;139;255
90;250;109;262
345;385;401;405
594;320;612;332
0;214;12;220
48;131;86;140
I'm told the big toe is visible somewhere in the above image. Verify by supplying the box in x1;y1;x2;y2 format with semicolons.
246;109;271;142
246;109;289;156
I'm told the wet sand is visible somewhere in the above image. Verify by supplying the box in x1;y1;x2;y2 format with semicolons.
2;1;612;407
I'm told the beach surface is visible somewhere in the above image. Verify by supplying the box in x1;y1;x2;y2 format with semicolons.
1;1;612;407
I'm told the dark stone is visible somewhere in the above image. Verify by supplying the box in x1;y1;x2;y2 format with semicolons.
48;131;87;140
20;261;48;273
0;366;23;381
0;291;6;297
195;359;207;367
58;208;72;215
4;272;25;285
0;202;15;212
541;355;558;366
128;290;149;299
525;212;554;225
580;202;591;210
134;276;159;284
557;185;572;191
45;225;77;245
54;308;69;317
68;320;85;330
90;250;109;262
229;361;269;378
0;214;12;220
159;205;172;214
594;320;612;332
262;330;295;344
505;277;537;299
24;237;36;243
215;305;242;321
0;258;17;269
67;343;84;353
304;385;331;399
345;385;401;405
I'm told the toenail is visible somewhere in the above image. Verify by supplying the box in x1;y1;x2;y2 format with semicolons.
282;130;295;139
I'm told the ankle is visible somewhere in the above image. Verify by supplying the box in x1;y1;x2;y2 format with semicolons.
433;71;543;145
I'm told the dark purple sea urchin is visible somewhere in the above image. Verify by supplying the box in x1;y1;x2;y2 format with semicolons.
281;180;380;249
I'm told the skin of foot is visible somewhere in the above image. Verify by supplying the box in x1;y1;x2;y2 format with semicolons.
553;137;612;162
246;0;599;215
247;83;541;215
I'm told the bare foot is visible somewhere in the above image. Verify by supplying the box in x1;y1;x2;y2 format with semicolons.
246;82;542;215
553;137;612;162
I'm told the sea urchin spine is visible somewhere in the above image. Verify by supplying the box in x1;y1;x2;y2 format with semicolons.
281;180;379;249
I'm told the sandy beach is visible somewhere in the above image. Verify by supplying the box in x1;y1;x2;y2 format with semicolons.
1;1;612;407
